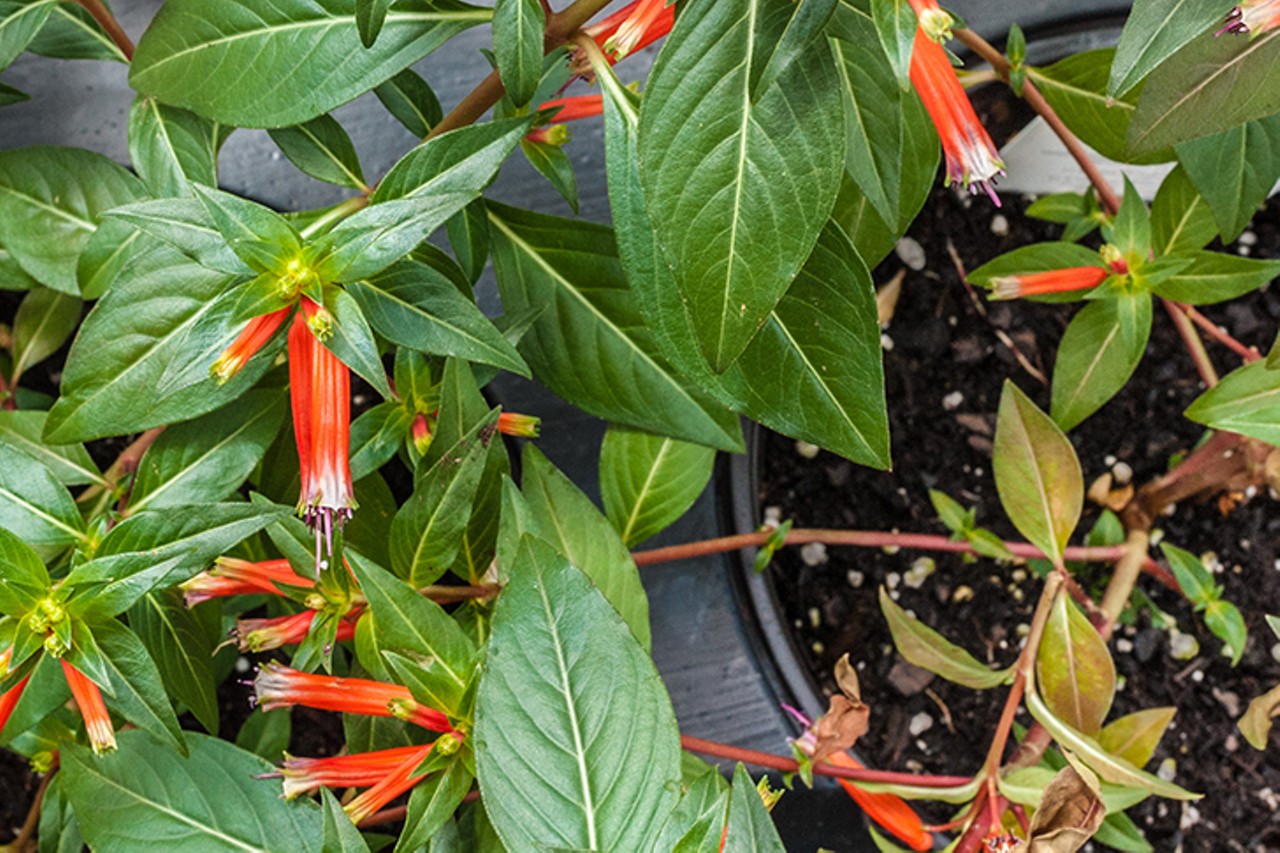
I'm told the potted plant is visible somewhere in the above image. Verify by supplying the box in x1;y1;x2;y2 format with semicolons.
2;0;1279;850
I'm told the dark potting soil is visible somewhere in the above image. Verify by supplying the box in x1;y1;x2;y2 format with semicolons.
759;185;1280;851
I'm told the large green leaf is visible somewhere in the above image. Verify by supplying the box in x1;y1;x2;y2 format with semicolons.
722;764;786;852
519;445;651;650
1051;294;1151;431
102;198;251;276
129;590;219;735
0;147;144;294
349;260;526;374
1185;359;1280;445
11;285;81;382
0;526;50;616
486;201;743;451
61;731;324;850
374;68;443;138
992;382;1083;566
1036;594;1116;735
1107;0;1224;98
1125;28;1280;156
880;587;1012;690
0;1;57;70
128;96;225;197
268;114;368;190
1175;115;1280;242
474;538;681;852
492;0;544;105
1150;250;1280;304
129;389;287;513
0;443;86;547
130;0;491;127
637;0;845;370
44;251;276;443
1149;165;1217;254
25;2;125;62
92;619;187;755
599;425;715;549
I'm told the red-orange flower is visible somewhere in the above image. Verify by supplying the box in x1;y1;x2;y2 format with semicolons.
1219;0;1280;35
989;266;1109;300
61;660;116;755
181;557;314;607
253;662;450;732
0;675;29;738
907;8;1004;205
497;411;541;438
233;610;359;652
210;308;291;385
289;299;355;570
271;744;435;800
526;95;605;144
584;0;675;61
343;742;446;824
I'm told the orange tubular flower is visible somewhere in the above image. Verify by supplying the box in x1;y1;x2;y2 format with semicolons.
272;744;435;800
210;307;291;385
181;557;314;607
1219;0;1280;35
233;610;360;653
497;411;541;438
584;0;675;60
61;661;117;755
0;675;30;737
343;743;441;825
907;11;1005;205
411;412;433;455
253;662;450;732
525;95;605;145
988;265;1109;300
289;299;356;571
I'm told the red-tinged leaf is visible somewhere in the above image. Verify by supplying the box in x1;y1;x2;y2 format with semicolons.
1037;594;1116;736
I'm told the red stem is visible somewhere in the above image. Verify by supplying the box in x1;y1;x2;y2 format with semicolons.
1174;301;1261;363
73;0;134;61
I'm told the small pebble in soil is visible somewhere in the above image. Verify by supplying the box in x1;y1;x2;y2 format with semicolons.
1116;638;1134;654
1157;758;1178;783
1240;230;1258;246
880;333;895;351
1191;670;1204;683
942;391;964;411
1213;687;1241;717
795;440;820;459
1203;551;1223;574
1239;244;1252;256
1112;460;1133;486
800;542;828;567
895;236;926;270
1225;734;1239;753
808;607;822;629
1011;568;1027;583
1181;805;1202;831
811;641;824;654
953;585;974;603
885;572;901;590
846;569;865;589
1015;623;1030;638
1169;630;1199;660
1270;642;1280;664
235;656;251;673
903;557;935;589
762;506;782;528
990;214;1009;236
1104;454;1117;467
908;712;934;736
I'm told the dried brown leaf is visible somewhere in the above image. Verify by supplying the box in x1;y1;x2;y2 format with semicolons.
1013;762;1106;853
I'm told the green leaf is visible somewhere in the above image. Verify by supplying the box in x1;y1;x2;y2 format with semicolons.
1093;812;1154;852
1036;593;1117;735
1160;542;1216;604
349;401;413;481
0;413;100;488
128;96;224;197
869;0;914;90
321;789;372;852
486;201;743;451
653;767;730;853
128;590;219;735
396;757;474;852
45;254;280;443
1151;250;1280;304
1174;115;1280;242
928;489;971;535
11;285;80;382
1185;359;1280;445
92;619;187;755
722;764;785;852
130;0;491;127
1026;688;1199;800
374;68;443;138
1105;178;1152;262
599;425;715;548
321;285;393;398
38;774;85;853
0;1;56;69
993;382;1083;566
349;261;527;374
25;2;124;62
0;81;27;106
61;730;325;849
315;118;531;282
1097;707;1176;768
0;443;85;547
0;526;50;615
235;707;292;760
519;138;579;213
879;587;1012;689
1204;599;1247;665
130;389;287;513
1150;165;1217;254
347;553;477;714
1030;49;1170;165
475;538;681;852
268;114;369;190
103;198;251;275
637;0;845;370
492;0;544;105
519;444;652;650
1051;294;1152;430
191;183;300;274
0;147;144;294
1126;28;1280;156
356;0;394;46
390;410;498;586
445;200;489;284
967;242;1105;293
1107;0;1224;98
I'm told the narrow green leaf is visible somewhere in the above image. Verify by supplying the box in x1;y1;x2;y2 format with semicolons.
1150;165;1217;254
1174;114;1280;242
0;526;50;615
92;620;187;755
349;401;413;481
637;0;845;370
356;0;394;46
130;0;491;127
880;587;1012;690
599;425;715;548
1204;599;1247;665
1051;294;1151;431
492;0;544;105
0;147;144;294
993;382;1083;566
103;198;250;275
396;757;474;852
25;2;124;62
475;538;681;852
445;200;489;284
653;768;730;853
1104;178;1152;262
11;286;80;381
0;81;27;106
1036;593;1117;735
1160;542;1216;604
1097;707;1176;768
520;444;652;650
321;789;372;852
374;68;443;138
322;285;393;398
236;707;292;760
129;590;219;735
0;414;101;489
869;0;915;90
519;138;578;213
0;443;85;547
268;114;369;190
1107;0;1224;98
128;96;224;197
0;1;57;68
61;731;324;849
1151;250;1280;304
1093;811;1154;852
1185;359;1280;445
722;764;786;852
191;183;300;273
349;261;527;374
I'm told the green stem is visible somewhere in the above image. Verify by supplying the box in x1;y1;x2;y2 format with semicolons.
298;195;369;240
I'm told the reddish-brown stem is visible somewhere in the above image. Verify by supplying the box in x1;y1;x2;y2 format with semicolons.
71;0;134;61
10;769;56;850
679;735;973;788
357;790;481;828
420;583;500;603
1175;301;1262;362
1163;299;1219;387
